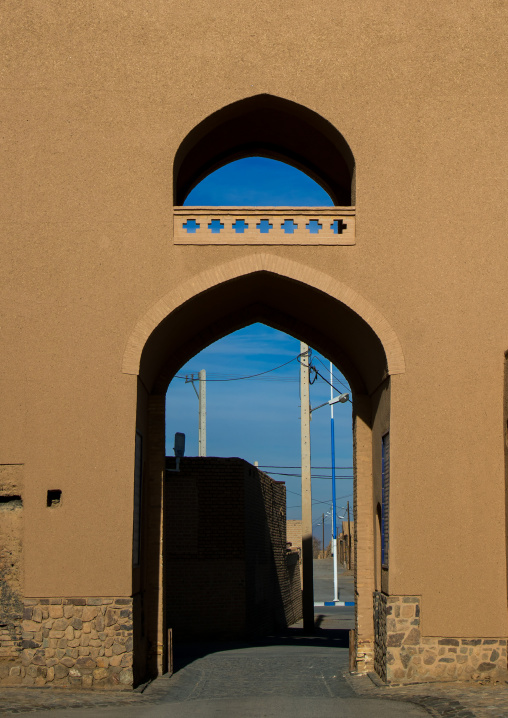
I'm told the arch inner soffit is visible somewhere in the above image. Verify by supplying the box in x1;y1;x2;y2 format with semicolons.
173;94;355;206
122;254;405;396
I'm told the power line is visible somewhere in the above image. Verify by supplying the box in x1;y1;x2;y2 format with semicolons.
266;471;353;479
315;354;351;391
287;491;353;510
313;355;351;393
259;465;353;469
175;356;299;382
286;489;347;508
310;365;353;404
296;350;352;401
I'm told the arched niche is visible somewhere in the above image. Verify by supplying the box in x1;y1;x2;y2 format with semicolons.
174;94;355;206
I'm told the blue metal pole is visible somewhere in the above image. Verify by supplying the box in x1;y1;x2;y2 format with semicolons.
330;361;339;602
331;413;337;541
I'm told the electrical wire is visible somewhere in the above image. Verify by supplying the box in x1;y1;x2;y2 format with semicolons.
287;490;342;508
313;355;351;393
286;491;353;510
266;471;353;479
175;356;299;382
259;465;353;470
309;365;353;403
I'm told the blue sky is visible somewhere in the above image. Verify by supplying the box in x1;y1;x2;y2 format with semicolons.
185;157;333;207
166;158;353;544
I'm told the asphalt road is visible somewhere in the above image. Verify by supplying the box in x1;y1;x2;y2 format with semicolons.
9;641;428;717
313;557;355;603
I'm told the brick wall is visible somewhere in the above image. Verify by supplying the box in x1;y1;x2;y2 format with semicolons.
338;520;355;570
165;457;301;640
284;551;302;626
286;520;302;555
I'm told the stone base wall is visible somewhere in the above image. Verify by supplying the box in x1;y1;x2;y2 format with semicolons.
0;597;133;688
374;592;507;683
0;465;24;665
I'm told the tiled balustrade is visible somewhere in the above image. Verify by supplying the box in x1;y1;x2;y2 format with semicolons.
174;207;355;245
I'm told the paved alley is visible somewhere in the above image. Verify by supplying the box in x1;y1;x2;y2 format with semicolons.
1;562;508;717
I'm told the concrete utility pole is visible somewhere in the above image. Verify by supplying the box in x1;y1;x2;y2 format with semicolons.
300;341;314;632
198;369;206;457
347;500;352;571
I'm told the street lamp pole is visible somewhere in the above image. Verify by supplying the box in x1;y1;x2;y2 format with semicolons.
330;361;339;603
309;371;349;604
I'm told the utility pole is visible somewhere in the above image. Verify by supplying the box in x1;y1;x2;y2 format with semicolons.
347;500;351;571
300;341;314;632
322;513;325;559
185;370;207;456
198;369;206;457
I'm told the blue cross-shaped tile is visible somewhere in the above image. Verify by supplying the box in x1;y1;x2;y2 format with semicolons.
306;219;322;234
256;219;273;234
208;219;224;234
281;219;298;234
232;219;249;234
183;219;200;233
331;219;348;234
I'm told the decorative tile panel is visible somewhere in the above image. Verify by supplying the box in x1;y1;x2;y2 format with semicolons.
174;207;355;245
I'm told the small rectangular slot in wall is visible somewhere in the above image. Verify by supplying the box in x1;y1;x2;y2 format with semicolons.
0;495;22;509
47;490;62;507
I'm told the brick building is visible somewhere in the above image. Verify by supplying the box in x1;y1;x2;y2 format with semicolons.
165;458;302;640
286;520;302;557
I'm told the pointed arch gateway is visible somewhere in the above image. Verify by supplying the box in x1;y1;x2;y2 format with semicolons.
129;95;405;684
127;255;405;682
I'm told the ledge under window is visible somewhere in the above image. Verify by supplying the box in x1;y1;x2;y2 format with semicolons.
174;207;355;246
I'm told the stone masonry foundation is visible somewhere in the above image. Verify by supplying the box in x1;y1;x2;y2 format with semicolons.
374;592;507;683
0;597;133;688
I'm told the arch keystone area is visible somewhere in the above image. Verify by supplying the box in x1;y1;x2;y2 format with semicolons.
121;254;406;377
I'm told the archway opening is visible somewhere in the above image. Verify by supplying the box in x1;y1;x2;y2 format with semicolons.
164;323;354;649
131;266;394;682
174;94;355;206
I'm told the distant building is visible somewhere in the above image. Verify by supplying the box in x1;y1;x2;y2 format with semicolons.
286;520;302;558
338;521;355;570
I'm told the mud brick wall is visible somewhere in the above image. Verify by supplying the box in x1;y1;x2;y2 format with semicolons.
165;457;301;640
244;466;298;634
284;551;303;626
374;592;507;683
0;465;24;667
165;458;246;639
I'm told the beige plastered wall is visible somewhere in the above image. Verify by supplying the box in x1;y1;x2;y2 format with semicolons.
1;0;507;644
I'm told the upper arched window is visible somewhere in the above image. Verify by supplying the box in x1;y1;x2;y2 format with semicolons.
184;157;334;207
173;94;355;246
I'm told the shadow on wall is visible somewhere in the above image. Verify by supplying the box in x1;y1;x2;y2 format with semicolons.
164;457;302;641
